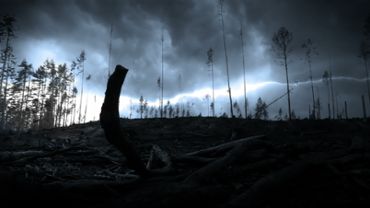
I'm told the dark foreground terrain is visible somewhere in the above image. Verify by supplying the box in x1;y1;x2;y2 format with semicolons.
1;118;370;207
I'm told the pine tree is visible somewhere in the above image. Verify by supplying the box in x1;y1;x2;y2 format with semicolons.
240;20;248;119
160;29;164;118
73;50;86;124
139;95;144;119
32;66;47;128
83;74;91;123
275;108;283;120
14;60;33;132
233;101;242;118
272;27;293;120
207;48;215;117
218;0;234;117
0;47;16;129
322;71;331;119
0;15;16;129
45;59;58;128
302;38;318;119
254;97;268;120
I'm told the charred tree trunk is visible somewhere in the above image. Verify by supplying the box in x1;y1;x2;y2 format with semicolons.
100;65;148;176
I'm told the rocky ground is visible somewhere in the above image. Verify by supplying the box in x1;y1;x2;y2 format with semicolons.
1;117;370;207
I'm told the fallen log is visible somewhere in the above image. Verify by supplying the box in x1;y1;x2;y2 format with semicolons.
185;135;266;158
184;135;268;184
100;65;148;176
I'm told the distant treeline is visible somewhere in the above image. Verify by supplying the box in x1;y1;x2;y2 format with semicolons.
0;15;90;132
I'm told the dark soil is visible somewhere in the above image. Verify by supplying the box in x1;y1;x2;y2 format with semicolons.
1;117;370;207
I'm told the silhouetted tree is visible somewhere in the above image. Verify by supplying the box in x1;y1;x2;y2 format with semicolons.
254;97;268;120
55;64;74;127
359;41;370;106
360;14;370;105
275;107;283;120
207;48;215;117
0;15;16;129
160;29;164;118
45;59;58;128
73;50;86;124
322;71;331;119
139;95;144;119
157;77;161;117
329;70;336;118
218;0;234;117
240;20;248;118
83;74;91;123
204;94;210;116
302;38;318;119
272;27;293;120
175;104;180;118
14;60;33;131
32;65;46;128
0;47;16;129
233;101;242;118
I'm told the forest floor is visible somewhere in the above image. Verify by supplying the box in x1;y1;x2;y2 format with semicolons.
1;117;370;207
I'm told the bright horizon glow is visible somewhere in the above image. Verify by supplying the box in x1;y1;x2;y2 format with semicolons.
78;73;370;121
83;79;282;120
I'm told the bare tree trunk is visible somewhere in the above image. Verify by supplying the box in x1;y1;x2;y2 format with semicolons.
284;51;292;120
78;61;85;124
100;65;148;176
219;0;234;117
0;36;10;130
240;21;248;119
2;67;10;129
211;62;215;117
161;29;164;118
329;70;335;119
308;61;315;119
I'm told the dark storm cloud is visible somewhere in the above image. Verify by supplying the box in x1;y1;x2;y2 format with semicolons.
0;0;369;117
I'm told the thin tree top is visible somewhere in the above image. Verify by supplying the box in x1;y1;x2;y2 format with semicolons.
272;27;293;53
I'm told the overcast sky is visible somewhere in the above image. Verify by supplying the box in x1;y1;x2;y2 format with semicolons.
1;0;370;119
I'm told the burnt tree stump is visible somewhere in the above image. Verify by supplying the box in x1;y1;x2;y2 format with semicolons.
100;65;148;176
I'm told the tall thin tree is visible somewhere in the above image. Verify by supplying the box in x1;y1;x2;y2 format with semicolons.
83;74;91;123
302;38;318;119
160;29;164;118
240;20;248;118
76;50;86;124
0;15;16;129
360;40;370;106
218;0;234;117
272;27;293;120
16;60;32;132
107;24;113;79
323;70;331;119
329;69;335;118
207;48;215;117
360;14;370;106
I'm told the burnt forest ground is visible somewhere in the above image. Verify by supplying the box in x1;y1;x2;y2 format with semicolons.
1;117;370;207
